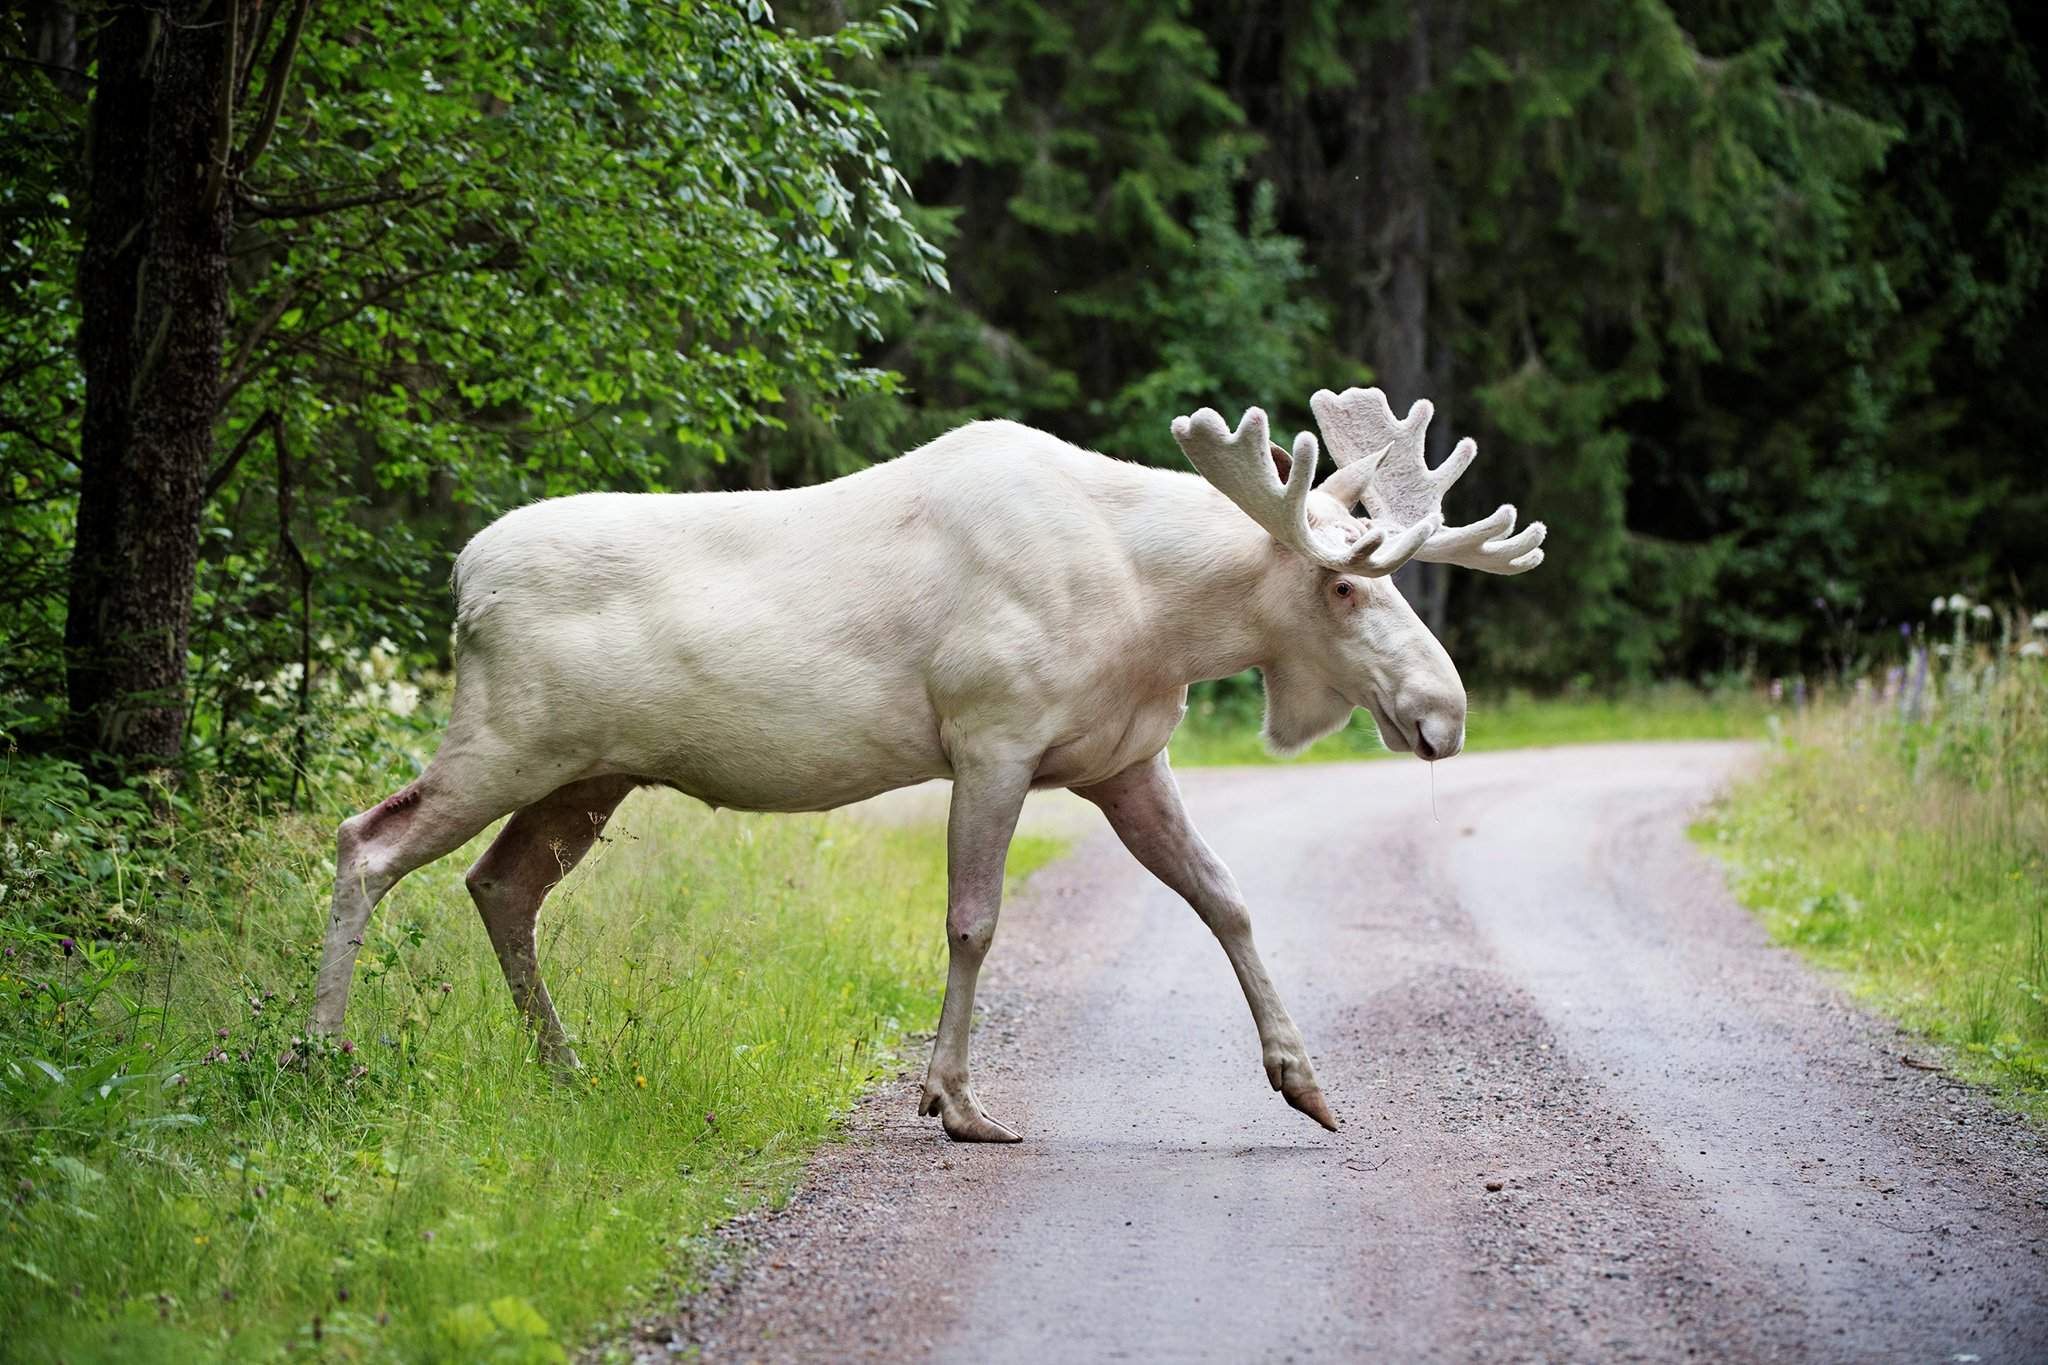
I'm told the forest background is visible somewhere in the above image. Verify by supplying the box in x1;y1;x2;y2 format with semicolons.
2;0;2044;793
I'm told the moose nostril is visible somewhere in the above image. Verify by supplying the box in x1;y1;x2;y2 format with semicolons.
1415;729;1440;761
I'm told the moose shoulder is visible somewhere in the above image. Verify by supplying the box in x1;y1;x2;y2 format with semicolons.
311;392;1545;1143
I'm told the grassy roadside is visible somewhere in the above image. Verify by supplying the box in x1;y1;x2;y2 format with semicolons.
1169;681;1769;766
1695;663;2048;1120
1;764;1056;1362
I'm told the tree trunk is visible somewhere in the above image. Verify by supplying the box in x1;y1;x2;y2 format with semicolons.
1376;4;1450;635
64;2;236;764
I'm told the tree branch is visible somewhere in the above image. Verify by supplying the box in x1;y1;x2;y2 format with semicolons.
237;0;311;179
235;182;443;221
213;262;466;412
202;407;276;500
219;283;309;405
0;52;95;85
203;0;240;214
235;0;280;106
0;414;76;462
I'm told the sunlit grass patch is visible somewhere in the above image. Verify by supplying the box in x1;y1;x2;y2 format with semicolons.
1;775;1058;1362
1169;679;1769;766
1698;656;2048;1120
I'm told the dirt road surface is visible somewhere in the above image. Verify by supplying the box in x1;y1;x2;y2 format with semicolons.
624;742;2048;1363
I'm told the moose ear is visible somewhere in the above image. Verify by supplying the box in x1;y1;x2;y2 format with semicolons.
1268;442;1292;482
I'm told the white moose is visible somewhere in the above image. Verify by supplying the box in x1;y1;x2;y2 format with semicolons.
310;387;1544;1142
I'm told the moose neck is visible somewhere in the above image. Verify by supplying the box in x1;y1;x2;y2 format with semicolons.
1111;470;1302;690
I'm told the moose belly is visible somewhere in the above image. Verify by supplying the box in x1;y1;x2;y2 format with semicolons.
606;684;950;814
1030;689;1189;790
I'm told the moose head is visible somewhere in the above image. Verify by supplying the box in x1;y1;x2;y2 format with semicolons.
1171;388;1546;761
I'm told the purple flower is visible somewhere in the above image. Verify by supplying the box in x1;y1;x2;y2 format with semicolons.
58;938;75;956
216;1027;230;1040
339;1038;356;1055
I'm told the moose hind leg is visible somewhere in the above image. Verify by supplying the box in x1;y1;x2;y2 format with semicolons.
311;743;560;1036
463;775;637;1070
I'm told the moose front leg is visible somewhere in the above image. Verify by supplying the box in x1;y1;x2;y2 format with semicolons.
918;757;1033;1143
1077;751;1338;1131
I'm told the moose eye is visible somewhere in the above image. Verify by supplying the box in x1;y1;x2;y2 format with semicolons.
1334;581;1353;598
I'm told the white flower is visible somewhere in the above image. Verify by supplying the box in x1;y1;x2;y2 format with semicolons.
1948;593;1971;613
1935;643;1953;657
2021;640;2047;660
1972;604;1993;621
2032;610;2048;631
1931;597;1947;615
386;681;421;718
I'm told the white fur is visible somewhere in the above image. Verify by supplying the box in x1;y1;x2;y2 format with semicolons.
311;408;1526;1141
445;417;1464;797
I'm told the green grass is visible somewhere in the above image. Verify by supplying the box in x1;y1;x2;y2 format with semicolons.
1;771;1058;1362
1697;664;2048;1119
1168;681;1770;766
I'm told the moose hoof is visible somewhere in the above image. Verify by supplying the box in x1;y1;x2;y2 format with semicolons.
918;1085;1022;1143
1284;1085;1340;1132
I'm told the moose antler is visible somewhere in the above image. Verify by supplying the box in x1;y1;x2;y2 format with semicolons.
1308;387;1545;575
1171;406;1440;577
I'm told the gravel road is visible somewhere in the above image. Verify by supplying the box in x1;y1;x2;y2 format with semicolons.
622;742;2048;1363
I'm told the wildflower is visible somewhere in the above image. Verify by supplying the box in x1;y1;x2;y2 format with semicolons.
216;1027;230;1040
420;1229;435;1242
252;1184;267;1200
439;981;453;994
2032;610;2048;631
706;1110;716;1127
58;937;74;957
339;1038;356;1055
2021;641;2046;660
193;1234;209;1245
1972;604;1993;621
1948;592;1970;613
387;681;422;718
635;1074;647;1088
1931;597;1947;615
